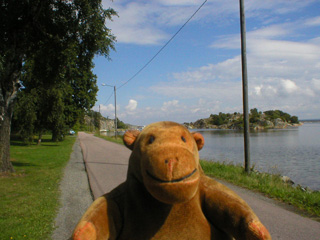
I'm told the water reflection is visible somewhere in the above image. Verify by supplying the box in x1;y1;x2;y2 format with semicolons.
195;123;320;191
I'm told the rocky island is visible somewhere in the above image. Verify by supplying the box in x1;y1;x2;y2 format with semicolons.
184;109;302;130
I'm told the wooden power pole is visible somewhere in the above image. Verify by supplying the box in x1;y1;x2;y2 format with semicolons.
239;0;251;173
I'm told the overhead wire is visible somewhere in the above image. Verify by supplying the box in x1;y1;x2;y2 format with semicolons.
101;0;207;107
103;91;114;106
116;0;208;90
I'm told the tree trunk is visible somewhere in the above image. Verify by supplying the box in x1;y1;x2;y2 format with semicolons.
38;129;43;145
0;51;22;173
0;104;14;173
52;130;59;142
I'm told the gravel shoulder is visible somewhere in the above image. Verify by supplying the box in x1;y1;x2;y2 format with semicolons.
51;137;93;240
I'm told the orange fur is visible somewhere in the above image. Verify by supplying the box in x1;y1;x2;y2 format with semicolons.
72;121;271;240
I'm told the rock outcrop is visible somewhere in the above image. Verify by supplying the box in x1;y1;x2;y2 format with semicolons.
184;112;302;130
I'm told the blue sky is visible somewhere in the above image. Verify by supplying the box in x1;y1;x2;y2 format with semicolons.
93;0;320;125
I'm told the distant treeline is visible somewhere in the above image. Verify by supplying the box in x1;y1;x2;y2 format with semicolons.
209;109;299;126
185;109;300;130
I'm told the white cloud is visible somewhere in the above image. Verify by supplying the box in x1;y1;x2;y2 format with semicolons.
312;78;320;91
173;56;241;83
103;0;317;46
104;1;169;45
305;16;320;26
148;15;320;121
248;0;315;14
125;99;138;111
154;0;203;6
309;37;320;45
281;79;299;94
250;39;320;61
94;104;115;118
161;100;179;112
97;1;320;123
249;24;292;40
100;103;114;112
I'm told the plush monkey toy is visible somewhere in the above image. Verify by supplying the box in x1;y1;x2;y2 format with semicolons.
73;121;271;240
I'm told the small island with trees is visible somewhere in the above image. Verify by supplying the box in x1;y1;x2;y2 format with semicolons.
184;109;301;130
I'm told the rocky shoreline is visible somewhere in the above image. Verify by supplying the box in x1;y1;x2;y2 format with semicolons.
184;111;302;130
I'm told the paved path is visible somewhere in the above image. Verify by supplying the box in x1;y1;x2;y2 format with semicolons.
79;132;130;199
56;132;320;240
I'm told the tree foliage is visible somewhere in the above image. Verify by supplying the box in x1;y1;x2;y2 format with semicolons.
116;118;127;129
210;112;231;126
249;108;262;123
207;109;299;127
91;111;102;130
263;110;299;123
1;0;117;172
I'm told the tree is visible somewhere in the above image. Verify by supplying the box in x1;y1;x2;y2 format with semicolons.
116;118;127;129
91;111;102;130
1;0;116;172
12;89;38;144
290;116;299;124
249;108;261;123
264;110;295;123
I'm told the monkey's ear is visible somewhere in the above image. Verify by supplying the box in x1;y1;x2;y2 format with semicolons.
192;132;204;151
123;130;140;150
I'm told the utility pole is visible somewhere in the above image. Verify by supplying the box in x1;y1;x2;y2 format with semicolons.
102;83;117;138
98;104;101;135
91;110;94;132
239;0;251;173
114;85;117;139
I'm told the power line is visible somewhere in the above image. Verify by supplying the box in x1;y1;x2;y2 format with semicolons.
103;91;114;105
117;0;208;90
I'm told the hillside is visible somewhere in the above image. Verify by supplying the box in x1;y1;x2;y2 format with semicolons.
184;109;301;130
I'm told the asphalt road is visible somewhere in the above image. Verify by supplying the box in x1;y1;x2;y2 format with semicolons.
54;132;320;240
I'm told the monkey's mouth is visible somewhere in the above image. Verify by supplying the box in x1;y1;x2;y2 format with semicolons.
146;169;197;183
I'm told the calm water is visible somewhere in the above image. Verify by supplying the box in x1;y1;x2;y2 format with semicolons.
195;122;320;191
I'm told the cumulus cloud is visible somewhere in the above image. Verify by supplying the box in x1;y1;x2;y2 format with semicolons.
154;0;203;6
94;104;116;118
126;99;138;111
281;79;299;94
148;16;320;120
311;78;320;91
103;1;168;45
161;100;179;112
173;57;241;83
305;16;320;26
97;1;319;123
103;0;317;46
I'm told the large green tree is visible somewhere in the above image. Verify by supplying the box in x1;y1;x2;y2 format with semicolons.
0;0;116;172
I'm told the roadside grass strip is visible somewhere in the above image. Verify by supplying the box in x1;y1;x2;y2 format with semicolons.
0;136;76;240
200;160;320;219
95;134;124;145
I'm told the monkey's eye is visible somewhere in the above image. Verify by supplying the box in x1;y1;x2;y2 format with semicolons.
181;136;186;143
148;135;155;144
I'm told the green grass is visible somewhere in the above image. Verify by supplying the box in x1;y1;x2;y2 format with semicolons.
0;135;76;240
95;133;124;145
200;160;320;218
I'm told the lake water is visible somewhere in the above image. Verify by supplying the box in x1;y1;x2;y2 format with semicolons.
195;122;320;191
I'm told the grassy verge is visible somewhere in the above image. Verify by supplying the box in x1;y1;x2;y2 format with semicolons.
200;160;320;218
95;134;124;145
0;135;76;240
